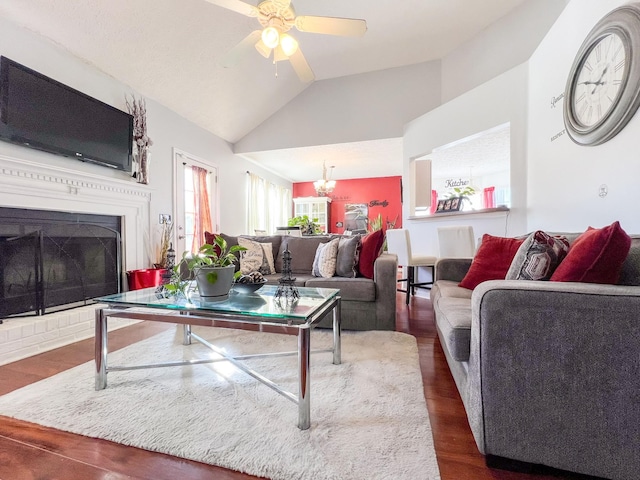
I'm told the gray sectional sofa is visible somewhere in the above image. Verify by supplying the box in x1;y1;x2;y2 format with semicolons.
431;234;640;479
220;233;398;330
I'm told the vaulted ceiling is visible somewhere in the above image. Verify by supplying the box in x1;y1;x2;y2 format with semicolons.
0;0;555;181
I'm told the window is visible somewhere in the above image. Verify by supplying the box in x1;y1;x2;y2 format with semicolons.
246;172;292;235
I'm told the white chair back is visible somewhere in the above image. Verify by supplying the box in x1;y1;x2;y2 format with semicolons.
437;226;476;258
385;229;411;266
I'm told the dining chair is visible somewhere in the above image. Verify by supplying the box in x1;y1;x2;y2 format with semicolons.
437;225;476;258
385;229;437;305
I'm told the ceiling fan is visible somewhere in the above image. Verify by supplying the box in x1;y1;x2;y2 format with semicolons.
205;0;367;83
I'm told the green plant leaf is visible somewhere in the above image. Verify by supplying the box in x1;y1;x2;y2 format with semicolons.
206;271;218;284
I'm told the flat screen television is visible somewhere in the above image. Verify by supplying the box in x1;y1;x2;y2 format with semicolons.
0;56;133;172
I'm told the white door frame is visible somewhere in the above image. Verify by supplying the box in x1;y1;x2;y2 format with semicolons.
172;148;220;255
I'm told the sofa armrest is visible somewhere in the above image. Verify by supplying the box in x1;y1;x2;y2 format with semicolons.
466;280;640;478
434;258;472;283
374;253;398;296
372;253;398;329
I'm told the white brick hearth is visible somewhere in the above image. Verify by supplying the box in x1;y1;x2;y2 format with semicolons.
0;306;139;366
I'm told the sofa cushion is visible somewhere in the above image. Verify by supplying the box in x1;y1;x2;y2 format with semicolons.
550;221;631;284
237;237;276;275
305;276;376;302
312;238;340;278
506;231;570;281
459;234;524;290
335;235;361;278
619;237;640;286
432;296;472;362
276;236;330;274
262;273;312;287
432;280;473;300
358;229;385;279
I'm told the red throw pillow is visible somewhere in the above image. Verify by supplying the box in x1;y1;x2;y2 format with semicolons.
459;234;524;290
358;229;385;279
203;231;222;255
550;221;631;284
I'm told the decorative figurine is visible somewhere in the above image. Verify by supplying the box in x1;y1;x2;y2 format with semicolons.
275;245;299;302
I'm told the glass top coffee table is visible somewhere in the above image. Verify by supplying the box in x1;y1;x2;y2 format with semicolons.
94;284;341;430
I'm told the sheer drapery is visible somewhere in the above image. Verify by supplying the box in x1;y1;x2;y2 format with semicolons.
246;172;292;235
192;166;212;252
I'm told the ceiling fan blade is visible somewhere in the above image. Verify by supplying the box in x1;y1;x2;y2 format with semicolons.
202;0;258;17
295;16;367;36
255;39;272;59
288;48;315;83
219;30;263;67
273;45;288;63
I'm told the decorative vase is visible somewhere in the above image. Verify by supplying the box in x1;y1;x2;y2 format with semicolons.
194;265;235;300
133;145;149;185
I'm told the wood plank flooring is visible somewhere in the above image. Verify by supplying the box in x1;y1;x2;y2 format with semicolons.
0;295;597;480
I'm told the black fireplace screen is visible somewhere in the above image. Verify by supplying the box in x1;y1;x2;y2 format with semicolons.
0;208;122;319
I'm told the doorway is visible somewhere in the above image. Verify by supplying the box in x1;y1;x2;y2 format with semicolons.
173;149;219;255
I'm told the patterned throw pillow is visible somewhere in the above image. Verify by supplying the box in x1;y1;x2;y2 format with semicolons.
238;237;275;275
506;231;570;281
312;238;340;278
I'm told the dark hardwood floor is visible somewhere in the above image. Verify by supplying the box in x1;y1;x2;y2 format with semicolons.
0;294;594;480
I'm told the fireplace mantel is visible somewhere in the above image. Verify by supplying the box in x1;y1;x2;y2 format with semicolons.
0;153;152;271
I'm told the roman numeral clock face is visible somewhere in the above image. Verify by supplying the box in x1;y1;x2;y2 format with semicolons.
573;33;626;127
563;4;640;146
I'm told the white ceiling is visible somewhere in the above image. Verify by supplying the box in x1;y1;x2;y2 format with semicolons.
0;0;530;182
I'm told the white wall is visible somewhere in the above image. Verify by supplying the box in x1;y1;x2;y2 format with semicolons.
0;16;291;254
441;0;569;102
527;0;640;233
235;61;442;153
403;64;529;256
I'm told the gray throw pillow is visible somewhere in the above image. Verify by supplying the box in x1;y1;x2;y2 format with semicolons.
277;236;331;274
335;235;361;278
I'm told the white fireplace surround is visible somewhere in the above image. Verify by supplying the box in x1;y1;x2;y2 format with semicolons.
0;153;152;365
0;153;151;270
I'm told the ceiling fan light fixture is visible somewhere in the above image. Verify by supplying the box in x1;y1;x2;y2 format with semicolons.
279;33;298;56
261;26;280;49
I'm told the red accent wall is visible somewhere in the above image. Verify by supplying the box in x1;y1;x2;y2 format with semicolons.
292;176;402;234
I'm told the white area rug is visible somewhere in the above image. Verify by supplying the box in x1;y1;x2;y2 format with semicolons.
0;327;440;480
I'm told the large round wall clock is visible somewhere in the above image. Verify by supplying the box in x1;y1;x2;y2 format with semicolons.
564;3;640;146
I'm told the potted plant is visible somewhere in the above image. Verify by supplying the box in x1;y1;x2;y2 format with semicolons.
166;235;246;300
446;186;476;211
288;215;321;235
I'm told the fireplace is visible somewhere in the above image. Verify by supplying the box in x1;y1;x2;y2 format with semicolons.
0;207;122;320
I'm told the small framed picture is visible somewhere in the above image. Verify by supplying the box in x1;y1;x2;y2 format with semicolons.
449;197;462;212
436;199;447;212
443;199;453;211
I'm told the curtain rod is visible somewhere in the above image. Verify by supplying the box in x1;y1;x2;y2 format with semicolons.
182;162;212;174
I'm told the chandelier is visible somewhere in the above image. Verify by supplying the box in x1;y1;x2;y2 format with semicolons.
313;162;336;196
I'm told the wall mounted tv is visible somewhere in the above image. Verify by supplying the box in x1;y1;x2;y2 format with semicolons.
0;56;133;172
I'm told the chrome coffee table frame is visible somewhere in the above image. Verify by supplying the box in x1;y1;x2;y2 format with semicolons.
94;286;341;430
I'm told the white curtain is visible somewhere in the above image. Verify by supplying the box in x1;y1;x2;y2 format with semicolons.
246;172;292;235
